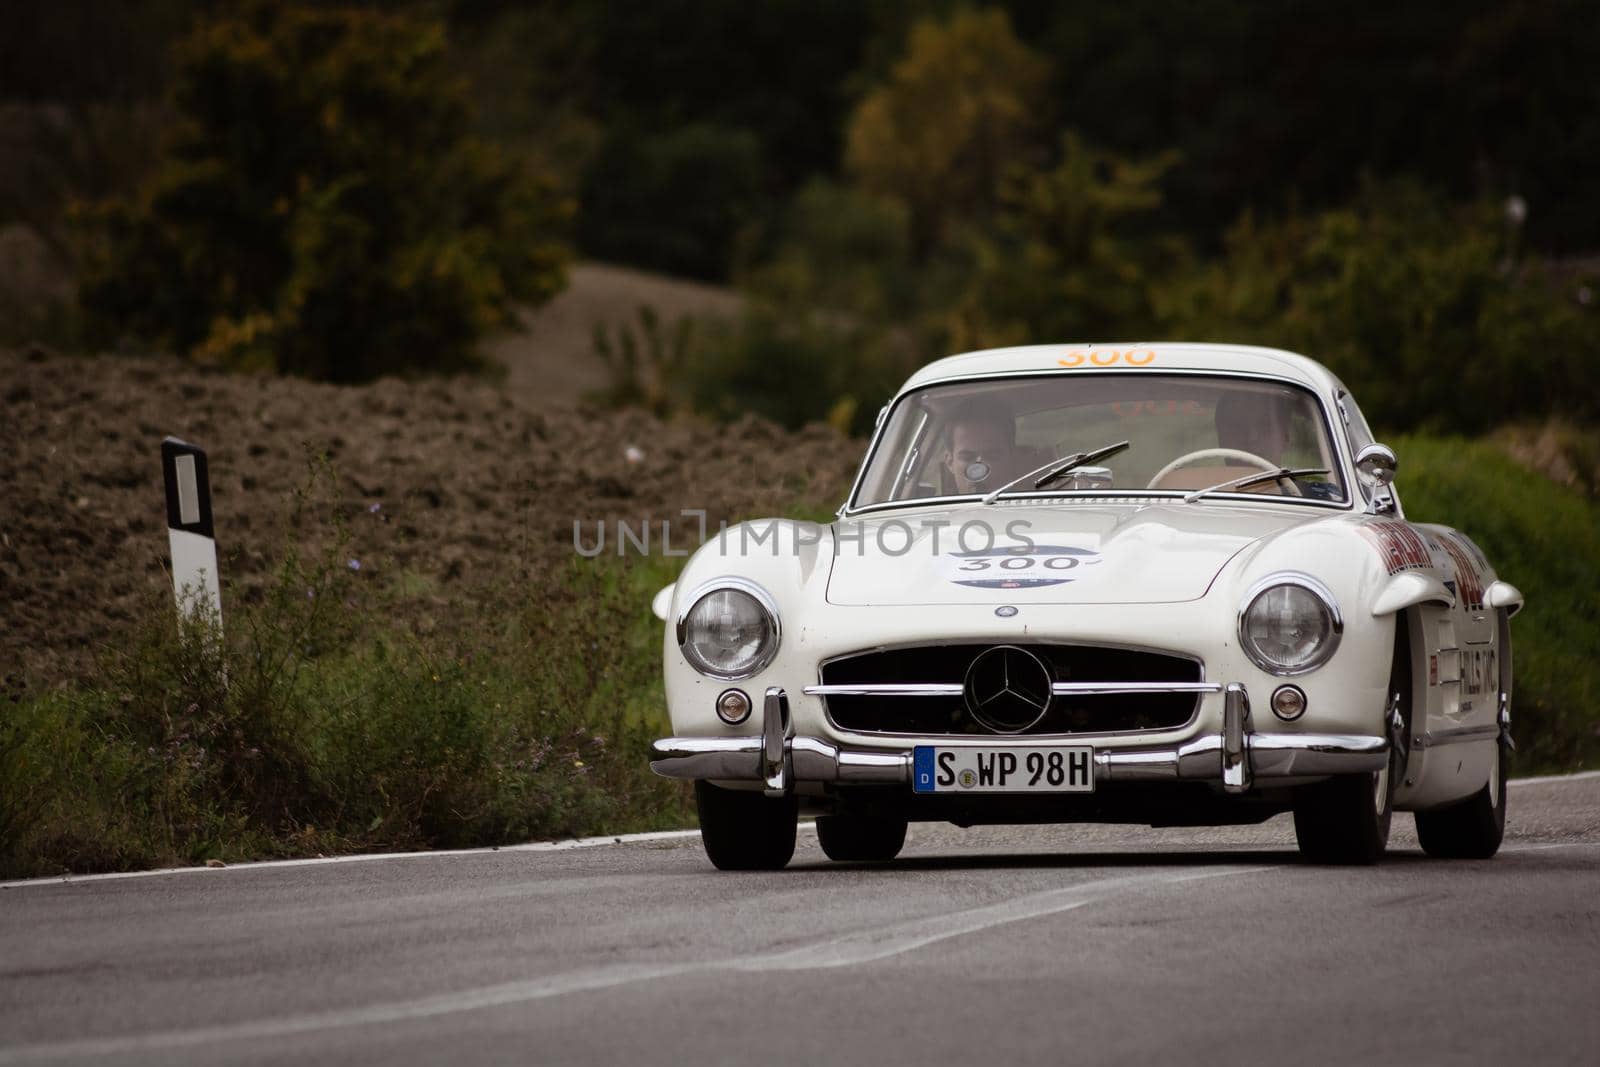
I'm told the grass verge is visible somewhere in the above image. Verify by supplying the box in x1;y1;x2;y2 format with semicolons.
1396;432;1600;772
1;469;701;878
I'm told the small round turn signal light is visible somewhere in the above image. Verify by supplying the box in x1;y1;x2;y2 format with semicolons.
1270;684;1307;722
716;688;752;725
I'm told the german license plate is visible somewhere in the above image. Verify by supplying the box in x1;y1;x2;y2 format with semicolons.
912;746;1094;794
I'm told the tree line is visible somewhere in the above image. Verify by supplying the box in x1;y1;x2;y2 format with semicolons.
1;1;1595;430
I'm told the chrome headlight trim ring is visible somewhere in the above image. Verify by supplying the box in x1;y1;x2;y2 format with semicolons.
675;576;782;680
1236;572;1344;677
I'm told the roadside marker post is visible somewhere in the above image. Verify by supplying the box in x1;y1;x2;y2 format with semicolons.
161;436;223;634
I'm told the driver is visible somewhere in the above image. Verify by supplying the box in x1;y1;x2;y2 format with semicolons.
943;397;1022;494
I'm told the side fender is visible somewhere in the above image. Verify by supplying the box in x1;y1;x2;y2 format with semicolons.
651;583;675;621
1484;580;1524;618
1371;572;1455;616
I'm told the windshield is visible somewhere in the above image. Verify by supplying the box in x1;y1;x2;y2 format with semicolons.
851;373;1347;509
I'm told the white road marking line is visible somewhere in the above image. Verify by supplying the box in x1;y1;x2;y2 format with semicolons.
0;867;1265;1062
1500;841;1600;853
1507;768;1600;786
2;766;1595;891
738;868;1265;972
0;825;813;891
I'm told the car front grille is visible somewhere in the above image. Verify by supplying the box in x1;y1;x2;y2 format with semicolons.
814;643;1205;737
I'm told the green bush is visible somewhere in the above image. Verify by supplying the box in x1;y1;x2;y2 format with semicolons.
1396;433;1600;771
675;302;879;433
577;123;765;281
845;7;1051;255
1156;181;1600;431
586;182;925;435
75;4;568;380
948;132;1179;350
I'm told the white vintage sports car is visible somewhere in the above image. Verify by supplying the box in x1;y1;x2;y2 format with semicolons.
650;344;1522;868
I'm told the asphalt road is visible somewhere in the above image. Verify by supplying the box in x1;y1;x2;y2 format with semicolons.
3;774;1598;1066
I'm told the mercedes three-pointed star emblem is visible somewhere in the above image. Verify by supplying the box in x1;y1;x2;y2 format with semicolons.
963;645;1053;733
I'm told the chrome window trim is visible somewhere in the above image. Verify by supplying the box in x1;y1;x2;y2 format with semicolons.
841;368;1356;517
674;576;782;681
842;490;1353;519
1236;572;1345;676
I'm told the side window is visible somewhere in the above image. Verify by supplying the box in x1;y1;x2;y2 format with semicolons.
1337;390;1401;514
1336;391;1372;503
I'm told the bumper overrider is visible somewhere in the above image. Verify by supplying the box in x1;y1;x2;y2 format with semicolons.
650;686;1388;798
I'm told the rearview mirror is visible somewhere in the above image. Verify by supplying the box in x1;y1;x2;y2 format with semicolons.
1355;443;1397;487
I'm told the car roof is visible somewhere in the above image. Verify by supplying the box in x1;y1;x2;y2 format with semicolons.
896;343;1346;398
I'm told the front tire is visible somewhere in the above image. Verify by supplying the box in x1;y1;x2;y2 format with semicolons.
1416;744;1507;859
817;814;908;862
1295;622;1411;864
1293;765;1395;864
695;781;798;871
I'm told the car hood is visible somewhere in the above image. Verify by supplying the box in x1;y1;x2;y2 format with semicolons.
825;502;1322;606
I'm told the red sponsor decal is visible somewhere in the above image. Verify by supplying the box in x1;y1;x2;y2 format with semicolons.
1360;520;1432;575
1432;533;1485;612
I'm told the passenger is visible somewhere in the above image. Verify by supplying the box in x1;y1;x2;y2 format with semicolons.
1211;388;1341;499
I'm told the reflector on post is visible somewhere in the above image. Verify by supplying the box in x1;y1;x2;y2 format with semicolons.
161;436;222;632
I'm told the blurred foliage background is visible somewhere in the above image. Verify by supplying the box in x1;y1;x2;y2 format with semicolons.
2;0;1597;433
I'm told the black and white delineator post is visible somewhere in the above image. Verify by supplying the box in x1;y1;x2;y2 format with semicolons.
161;436;223;631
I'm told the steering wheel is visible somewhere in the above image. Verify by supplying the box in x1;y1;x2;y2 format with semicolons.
1146;447;1300;495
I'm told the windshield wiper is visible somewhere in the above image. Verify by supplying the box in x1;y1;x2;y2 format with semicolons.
980;440;1131;505
1181;467;1330;504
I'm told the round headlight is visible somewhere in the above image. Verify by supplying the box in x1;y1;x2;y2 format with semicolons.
678;583;779;679
1239;576;1342;675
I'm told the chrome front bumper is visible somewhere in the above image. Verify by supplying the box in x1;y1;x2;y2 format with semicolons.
650;686;1388;797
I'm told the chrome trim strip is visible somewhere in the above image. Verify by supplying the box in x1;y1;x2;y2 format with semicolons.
1222;683;1252;793
762;687;791;796
790;736;840;782
1418;724;1500;749
817;638;1208;672
650;737;762;781
838;749;912;783
1055;681;1222;695
651;724;1387;787
1247;733;1388;776
804;683;965;697
801;681;1222;698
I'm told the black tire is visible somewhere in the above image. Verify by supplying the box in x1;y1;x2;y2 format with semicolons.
1293;768;1395;864
1416;743;1507;859
817;814;908;862
695;781;798;871
1294;628;1409;865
